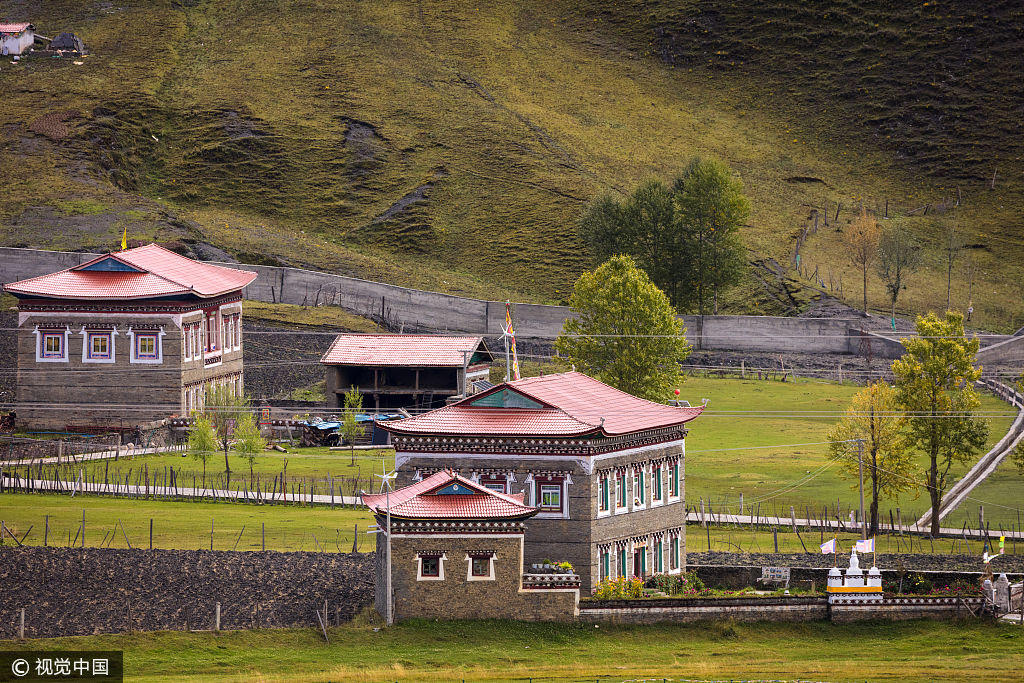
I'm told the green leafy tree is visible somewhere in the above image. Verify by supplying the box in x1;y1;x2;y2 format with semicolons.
187;413;218;488
232;412;266;480
578;158;749;314
555;255;691;401
578;180;692;310
673;157;750;315
877;219;922;322
339;386;364;466
826;381;916;536
892;311;989;536
202;384;250;480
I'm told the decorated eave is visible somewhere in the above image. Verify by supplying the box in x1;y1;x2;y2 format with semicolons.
3;243;257;303
361;469;538;522
380;371;703;446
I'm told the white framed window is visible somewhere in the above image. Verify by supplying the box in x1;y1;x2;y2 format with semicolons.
668;458;681;501
670;534;681;573
80;327;116;364
654;536;664;574
205;310;219;353
633;464;646;510
35;326;70;363
614;470;628;513
416;553;446;581
599;547;611;581
540;484;561;510
466;552;496;581
128;327;164;364
651;463;665;507
234;313;242;350
533;473;570;519
597;472;611;517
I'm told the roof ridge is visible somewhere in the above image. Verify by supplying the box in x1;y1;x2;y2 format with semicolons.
116;244;197;292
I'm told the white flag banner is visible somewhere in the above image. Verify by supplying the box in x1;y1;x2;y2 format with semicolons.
855;538;875;553
820;538;837;554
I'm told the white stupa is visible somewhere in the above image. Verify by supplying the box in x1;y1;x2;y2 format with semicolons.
827;549;883;604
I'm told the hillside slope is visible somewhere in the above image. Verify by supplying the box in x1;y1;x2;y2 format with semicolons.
0;0;1021;327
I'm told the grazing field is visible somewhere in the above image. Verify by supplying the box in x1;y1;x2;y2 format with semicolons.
2;1;1023;326
2;619;1020;682
6;376;1018;529
0;494;376;553
681;377;1016;524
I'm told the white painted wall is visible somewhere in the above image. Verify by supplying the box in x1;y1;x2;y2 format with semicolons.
1;28;34;56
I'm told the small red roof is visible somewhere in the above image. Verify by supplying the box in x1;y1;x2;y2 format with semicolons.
361;470;537;520
320;334;490;367
0;23;32;34
4;243;256;300
382;371;703;438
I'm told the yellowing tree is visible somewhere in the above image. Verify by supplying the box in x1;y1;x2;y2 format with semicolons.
845;208;881;314
826;381;916;537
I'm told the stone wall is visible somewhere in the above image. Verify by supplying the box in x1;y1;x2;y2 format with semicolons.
0;547;373;638
1;247;867;352
580;596;828;624
384;534;578;622
830;596;986;623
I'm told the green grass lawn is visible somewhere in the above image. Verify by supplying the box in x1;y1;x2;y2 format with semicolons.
943;453;1024;530
0;494;376;553
3;619;1020;682
681;376;1016;525
7;376;1018;531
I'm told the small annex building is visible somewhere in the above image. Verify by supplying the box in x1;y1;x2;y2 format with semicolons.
362;469;580;622
380;371;703;592
0;22;34;55
3;244;257;430
320;334;492;411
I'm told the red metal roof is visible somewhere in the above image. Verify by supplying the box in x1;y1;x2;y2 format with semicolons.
320;334;489;367
384;371;703;438
0;23;32;34
361;470;537;520
3;243;257;300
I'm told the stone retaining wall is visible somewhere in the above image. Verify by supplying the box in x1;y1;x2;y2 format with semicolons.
0;547;373;638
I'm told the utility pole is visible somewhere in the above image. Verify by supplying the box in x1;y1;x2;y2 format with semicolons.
857;439;867;540
385;484;392;626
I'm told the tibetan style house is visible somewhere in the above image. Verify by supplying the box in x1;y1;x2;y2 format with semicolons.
363;469;580;622
320;334;492;411
380;371;703;592
4;244;257;430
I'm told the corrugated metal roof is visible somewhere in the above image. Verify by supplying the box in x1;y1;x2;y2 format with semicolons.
3;243;257;300
361;470;537;519
384;371;702;437
320;334;488;367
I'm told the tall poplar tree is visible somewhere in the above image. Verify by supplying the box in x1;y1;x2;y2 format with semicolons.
892;311;988;536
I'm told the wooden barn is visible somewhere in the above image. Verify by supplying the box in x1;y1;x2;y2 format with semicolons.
320;334;492;411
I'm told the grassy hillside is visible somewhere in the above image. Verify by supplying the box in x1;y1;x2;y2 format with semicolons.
1;1;1021;326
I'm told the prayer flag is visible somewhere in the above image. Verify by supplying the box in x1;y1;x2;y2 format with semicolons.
855;538;875;553
999;536;1005;554
820;538;837;554
121;226;128;251
983;551;994;564
505;302;521;381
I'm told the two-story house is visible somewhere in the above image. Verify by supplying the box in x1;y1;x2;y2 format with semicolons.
380;371;703;591
3;244;257;430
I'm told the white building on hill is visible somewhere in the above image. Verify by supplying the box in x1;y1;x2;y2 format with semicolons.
1;22;34;56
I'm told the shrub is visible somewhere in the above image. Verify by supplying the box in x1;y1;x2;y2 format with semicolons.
592;577;646;599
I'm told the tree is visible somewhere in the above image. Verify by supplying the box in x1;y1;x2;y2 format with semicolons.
578;179;692;310
232;412;266;480
845;208;881;314
339;386;364;466
578;158;750;314
826;381;916;536
892;311;989;536
555;255;691;401
876;219;922;323
943;221;964;311
201;384;250;481
673;157;750;315
187;413;218;489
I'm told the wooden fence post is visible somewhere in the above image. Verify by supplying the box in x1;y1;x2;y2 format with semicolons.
215;602;221;631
